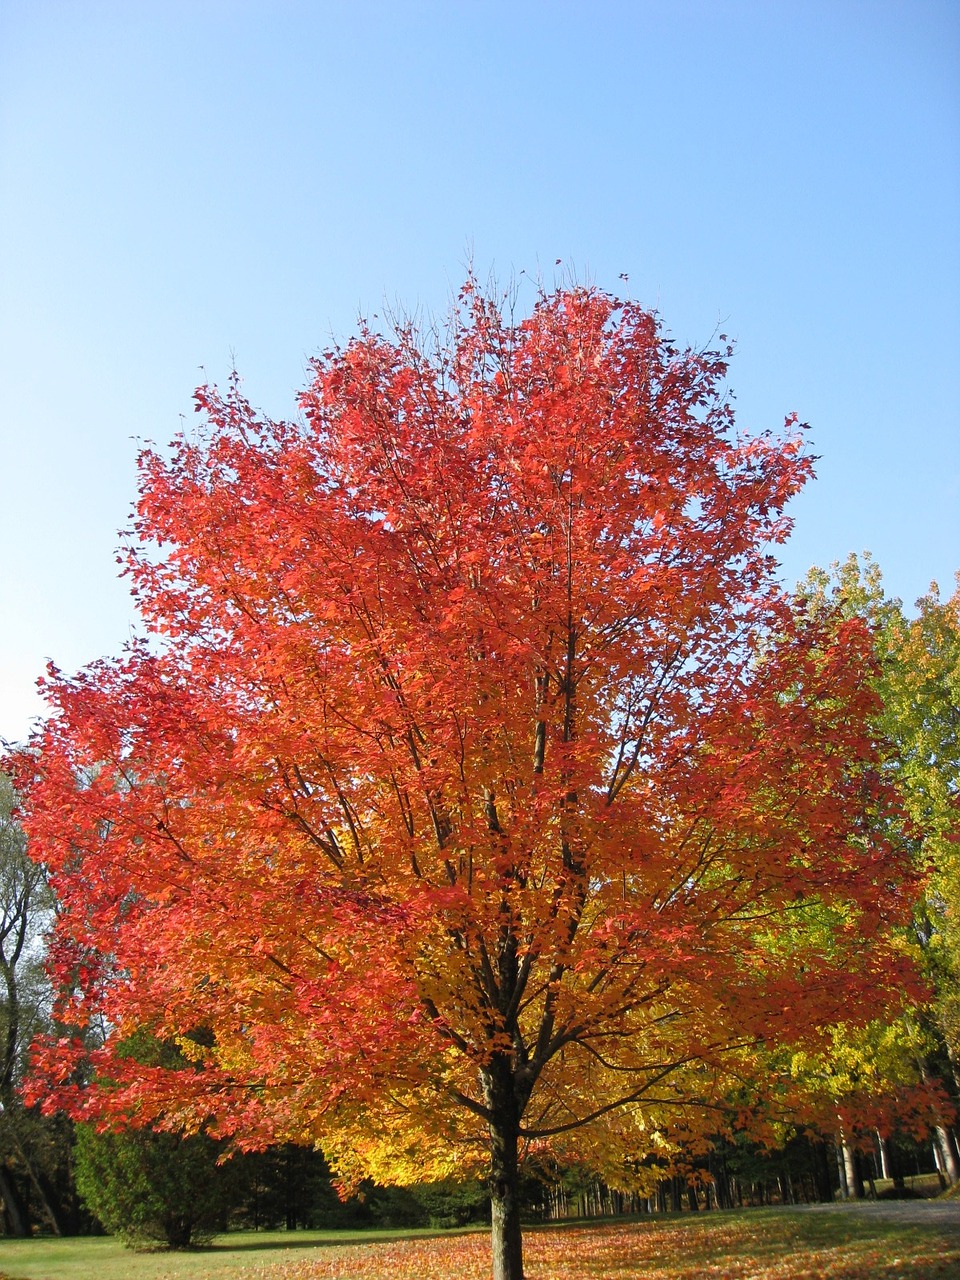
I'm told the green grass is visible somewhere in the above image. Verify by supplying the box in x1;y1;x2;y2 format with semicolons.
0;1227;453;1280
0;1205;957;1280
871;1171;944;1197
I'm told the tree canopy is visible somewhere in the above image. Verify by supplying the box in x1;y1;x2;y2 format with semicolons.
10;284;920;1280
799;556;960;1182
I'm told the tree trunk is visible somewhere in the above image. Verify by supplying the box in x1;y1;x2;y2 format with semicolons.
919;1055;960;1186
876;1132;890;1180
813;1140;834;1202
0;1164;28;1237
489;1127;523;1280
835;1137;849;1198
484;1058;525;1280
885;1134;906;1192
0;1111;63;1236
841;1138;864;1199
932;1125;959;1185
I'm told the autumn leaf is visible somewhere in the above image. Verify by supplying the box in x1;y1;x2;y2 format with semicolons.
8;282;920;1280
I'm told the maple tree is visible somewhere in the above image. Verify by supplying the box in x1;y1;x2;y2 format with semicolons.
10;284;920;1279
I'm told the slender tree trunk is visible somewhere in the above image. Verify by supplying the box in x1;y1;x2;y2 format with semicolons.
835;1137;849;1198
0;1165;28;1237
0;1111;63;1236
876;1132;890;1180
932;1125;959;1185
919;1055;960;1185
484;1058;525;1280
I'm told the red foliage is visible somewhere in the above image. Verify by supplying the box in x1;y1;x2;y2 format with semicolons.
7;283;922;1275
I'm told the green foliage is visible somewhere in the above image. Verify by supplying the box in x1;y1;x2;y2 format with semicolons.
0;773;53;1098
74;1124;490;1244
797;555;960;1166
279;1174;492;1231
802;557;960;1031
228;1145;344;1230
0;774;77;1236
361;1178;491;1229
74;1124;232;1249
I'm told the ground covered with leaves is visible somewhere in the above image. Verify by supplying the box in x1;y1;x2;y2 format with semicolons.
1;1205;957;1280
244;1206;959;1280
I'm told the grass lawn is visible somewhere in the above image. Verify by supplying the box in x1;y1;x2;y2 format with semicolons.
0;1228;456;1280
0;1205;958;1280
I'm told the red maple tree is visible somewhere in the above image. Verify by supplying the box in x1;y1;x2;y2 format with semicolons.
12;283;917;1279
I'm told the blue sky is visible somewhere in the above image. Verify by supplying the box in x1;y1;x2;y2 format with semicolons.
1;0;958;745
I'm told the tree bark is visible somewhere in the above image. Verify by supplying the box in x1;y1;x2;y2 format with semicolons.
876;1131;890;1180
918;1054;960;1186
835;1137;849;1198
484;1058;525;1280
0;1110;64;1236
0;1164;27;1237
489;1119;524;1280
841;1137;864;1199
932;1125;959;1185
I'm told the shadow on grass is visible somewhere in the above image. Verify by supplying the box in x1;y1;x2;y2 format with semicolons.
203;1226;475;1254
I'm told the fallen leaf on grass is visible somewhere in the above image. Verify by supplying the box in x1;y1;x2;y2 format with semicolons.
236;1216;960;1280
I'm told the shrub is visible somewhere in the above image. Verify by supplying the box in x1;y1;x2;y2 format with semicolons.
74;1124;230;1249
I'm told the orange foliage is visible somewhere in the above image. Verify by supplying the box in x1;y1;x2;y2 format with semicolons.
8;283;921;1275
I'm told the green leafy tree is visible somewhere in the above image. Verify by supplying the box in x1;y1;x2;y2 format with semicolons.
229;1144;343;1230
74;1124;231;1248
0;775;73;1236
801;556;960;1184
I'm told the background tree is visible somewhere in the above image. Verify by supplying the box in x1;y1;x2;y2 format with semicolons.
12;284;919;1280
74;1124;230;1248
801;555;960;1185
0;774;76;1236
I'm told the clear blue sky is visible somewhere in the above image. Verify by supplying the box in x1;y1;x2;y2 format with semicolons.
1;0;958;745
